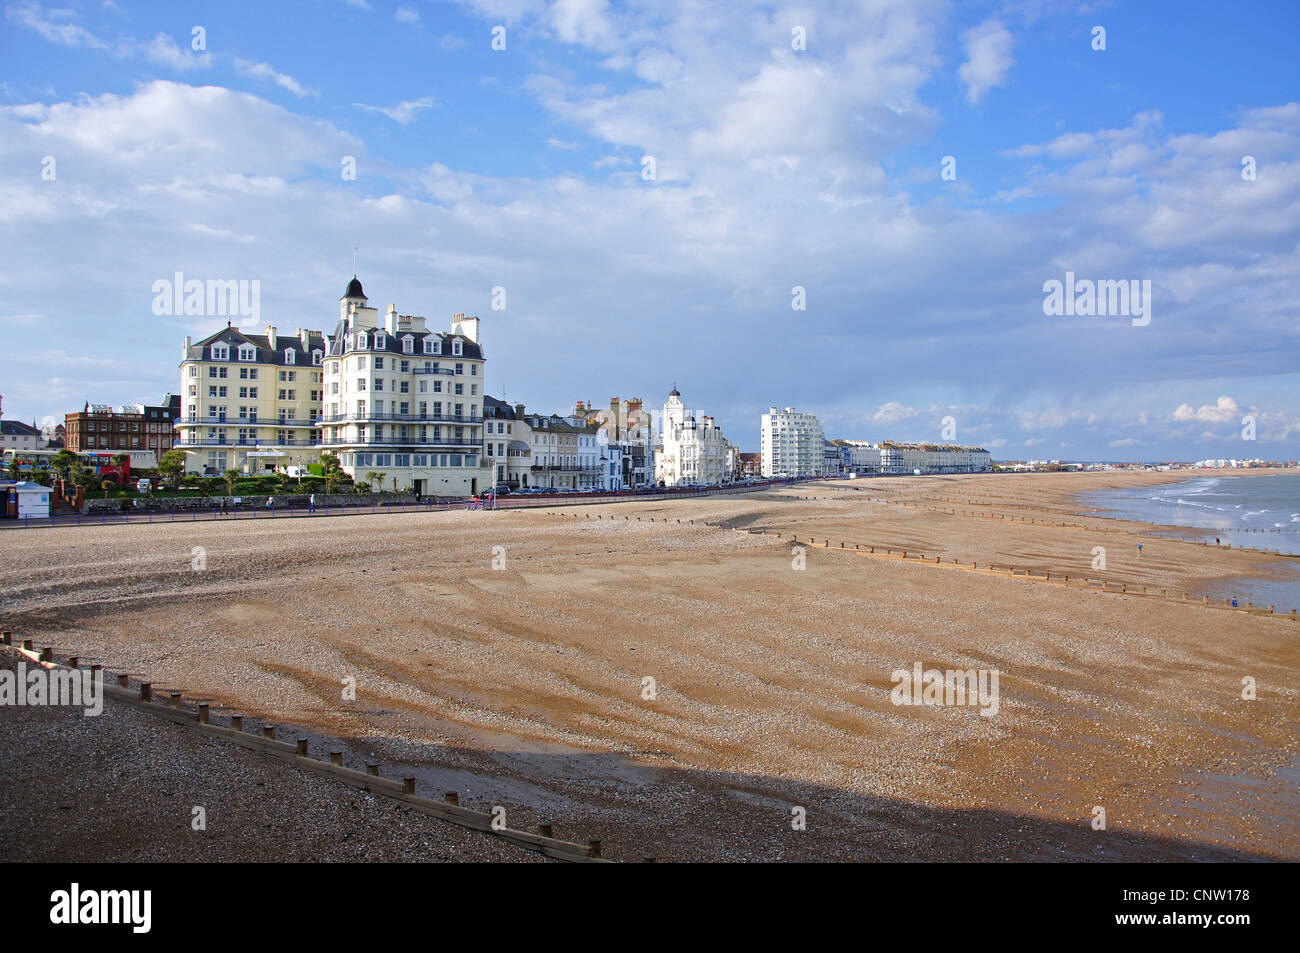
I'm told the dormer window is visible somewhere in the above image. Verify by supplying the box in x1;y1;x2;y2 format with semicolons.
375;332;386;349
355;332;366;350
422;338;433;354
284;349;295;365
452;339;463;356
237;345;256;362
428;337;441;355
312;349;323;365
402;335;413;354
211;344;229;360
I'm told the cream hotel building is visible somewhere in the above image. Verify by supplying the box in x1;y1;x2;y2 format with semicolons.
321;277;488;497
177;276;490;496
177;324;327;475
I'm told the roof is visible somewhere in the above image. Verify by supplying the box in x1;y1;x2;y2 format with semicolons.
184;326;327;367
325;317;483;361
344;276;366;299
0;421;40;436
483;395;517;419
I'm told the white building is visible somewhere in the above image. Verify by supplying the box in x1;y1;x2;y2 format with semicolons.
761;406;825;477
320;277;491;497
655;388;733;486
878;443;993;474
835;440;883;474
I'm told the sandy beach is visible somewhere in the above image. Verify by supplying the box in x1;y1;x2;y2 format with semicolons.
2;470;1297;862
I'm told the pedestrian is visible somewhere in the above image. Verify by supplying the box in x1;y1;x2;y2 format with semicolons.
265;495;273;509
309;492;316;513
1215;536;1221;545
1137;543;1143;557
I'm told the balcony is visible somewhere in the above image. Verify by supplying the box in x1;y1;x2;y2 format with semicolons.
320;412;482;425
178;438;318;448
411;366;457;376
320;437;483;447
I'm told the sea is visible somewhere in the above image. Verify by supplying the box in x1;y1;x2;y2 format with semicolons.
1079;471;1300;610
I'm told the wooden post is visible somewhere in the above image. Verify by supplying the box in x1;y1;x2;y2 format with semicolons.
366;764;379;776
263;725;276;739
0;631;9;645
539;821;553;838
444;792;459;804
330;751;343;766
117;673;128;687
170;692;182;708
139;682;152;701
231;715;243;732
403;778;416;794
587;837;603;858
198;703;209;724
296;738;309;756
21;639;33;651
90;665;102;681
68;656;79;668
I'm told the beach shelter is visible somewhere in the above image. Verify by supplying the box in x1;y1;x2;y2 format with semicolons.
6;481;50;519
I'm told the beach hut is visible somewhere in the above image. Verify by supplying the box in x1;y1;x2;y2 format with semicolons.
4;481;51;519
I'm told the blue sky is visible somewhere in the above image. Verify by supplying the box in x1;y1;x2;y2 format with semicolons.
1;0;1297;460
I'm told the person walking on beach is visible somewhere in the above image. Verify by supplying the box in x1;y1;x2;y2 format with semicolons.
309;492;316;514
1137;542;1143;557
265;495;274;510
1216;536;1221;545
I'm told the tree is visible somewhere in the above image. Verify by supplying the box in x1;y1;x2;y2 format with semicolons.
223;468;240;497
365;471;385;492
50;449;79;483
320;453;342;494
5;457;19;480
157;450;187;490
101;479;117;500
354;481;372;494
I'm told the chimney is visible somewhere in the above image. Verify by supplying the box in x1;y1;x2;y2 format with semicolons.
385;303;398;333
266;325;277;349
515;403;525;417
300;328;311;351
183;336;191;360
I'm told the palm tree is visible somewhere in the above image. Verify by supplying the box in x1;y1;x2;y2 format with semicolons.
50;449;79;483
223;468;240;497
320;453;342;493
365;471;385;492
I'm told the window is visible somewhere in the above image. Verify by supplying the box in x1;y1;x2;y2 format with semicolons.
455;363;464;375
356;356;366;370
418;380;428;394
287;371;296;382
189;366;198;377
471;365;477;376
402;336;413;354
356;332;366;350
188;385;196;397
356;379;366;391
249;387;258;399
249;369;257;379
428;338;441;355
312;350;323;365
374;357;384;369
375;333;386;349
211;345;229;360
238;345;256;361
452;340;463;356
400;360;409;372
399;381;409;394
433;381;442;393
374;379;384;391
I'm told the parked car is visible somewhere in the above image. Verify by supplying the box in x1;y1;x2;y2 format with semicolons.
492;484;512;495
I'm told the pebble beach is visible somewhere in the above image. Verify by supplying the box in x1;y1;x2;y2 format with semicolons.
1;470;1296;862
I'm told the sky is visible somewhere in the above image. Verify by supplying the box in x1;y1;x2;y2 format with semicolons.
0;0;1297;461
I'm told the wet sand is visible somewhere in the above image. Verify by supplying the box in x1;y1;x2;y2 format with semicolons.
1;470;1296;861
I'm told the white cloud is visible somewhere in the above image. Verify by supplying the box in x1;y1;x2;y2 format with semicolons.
234;60;314;98
144;33;212;72
959;20;1014;105
1174;395;1241;424
873;402;917;424
395;6;420;24
6;1;106;49
354;97;437;124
